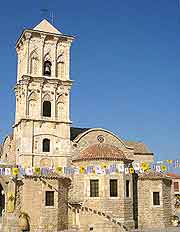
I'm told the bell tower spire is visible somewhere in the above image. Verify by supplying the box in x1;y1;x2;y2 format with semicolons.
14;19;75;167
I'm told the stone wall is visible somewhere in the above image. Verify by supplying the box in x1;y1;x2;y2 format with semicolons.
138;176;172;229
70;160;134;231
18;176;69;231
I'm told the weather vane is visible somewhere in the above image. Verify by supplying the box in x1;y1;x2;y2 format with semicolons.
40;8;54;24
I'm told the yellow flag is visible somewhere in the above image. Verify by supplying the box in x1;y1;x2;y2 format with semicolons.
142;162;149;171
34;167;41;174
80;166;85;174
161;165;167;172
12;168;19;176
101;163;108;169
92;167;96;174
56;166;63;173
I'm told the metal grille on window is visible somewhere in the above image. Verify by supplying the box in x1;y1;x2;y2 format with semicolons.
126;180;130;197
43;139;50;152
90;180;99;197
153;192;160;205
45;191;54;206
110;179;118;197
43;101;51;117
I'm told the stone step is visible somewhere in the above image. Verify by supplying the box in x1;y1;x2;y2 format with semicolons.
131;227;180;232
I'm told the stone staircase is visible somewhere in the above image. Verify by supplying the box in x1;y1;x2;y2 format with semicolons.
42;177;128;232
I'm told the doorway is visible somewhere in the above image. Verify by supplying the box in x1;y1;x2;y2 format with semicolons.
0;184;5;216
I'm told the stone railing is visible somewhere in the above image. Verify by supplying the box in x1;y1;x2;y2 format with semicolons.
68;202;128;232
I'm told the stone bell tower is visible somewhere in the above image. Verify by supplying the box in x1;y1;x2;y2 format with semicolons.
13;19;74;167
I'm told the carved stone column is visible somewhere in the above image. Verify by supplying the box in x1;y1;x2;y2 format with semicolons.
40;34;46;76
24;32;32;74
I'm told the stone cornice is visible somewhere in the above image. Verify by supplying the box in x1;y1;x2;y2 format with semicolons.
134;152;154;156
16;29;75;48
13;118;72;128
17;75;73;86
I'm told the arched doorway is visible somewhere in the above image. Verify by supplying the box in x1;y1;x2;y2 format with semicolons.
0;184;5;216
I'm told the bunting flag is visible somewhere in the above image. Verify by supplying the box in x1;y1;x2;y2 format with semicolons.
0;168;4;175
142;162;149;171
117;164;124;173
156;165;161;173
34;167;41;175
129;167;134;174
12;168;19;176
74;167;80;174
161;165;167;172
41;167;48;176
86;166;93;174
79;166;86;174
125;167;129;174
0;158;178;177
26;167;33;176
56;166;63;174
19;167;25;176
132;162;140;171
5;168;11;176
101;163;108;169
95;166;103;174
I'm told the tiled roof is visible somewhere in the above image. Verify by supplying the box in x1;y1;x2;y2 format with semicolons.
73;143;131;162
166;173;180;179
139;171;172;180
124;141;152;154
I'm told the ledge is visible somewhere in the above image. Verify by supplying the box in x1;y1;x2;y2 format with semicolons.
13;118;72;128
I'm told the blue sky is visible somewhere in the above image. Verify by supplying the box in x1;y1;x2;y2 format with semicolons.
0;0;180;162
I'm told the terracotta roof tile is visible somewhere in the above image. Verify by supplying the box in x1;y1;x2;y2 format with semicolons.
73;143;131;162
139;171;172;180
124;141;152;154
166;173;180;179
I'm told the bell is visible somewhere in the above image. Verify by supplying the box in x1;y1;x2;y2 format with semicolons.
44;65;51;76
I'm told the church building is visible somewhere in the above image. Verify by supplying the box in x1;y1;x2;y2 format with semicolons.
0;19;174;232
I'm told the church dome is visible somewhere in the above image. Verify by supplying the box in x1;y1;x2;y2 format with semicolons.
73;143;129;162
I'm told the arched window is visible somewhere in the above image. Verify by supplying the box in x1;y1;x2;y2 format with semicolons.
43;61;52;76
43;139;50;152
43;101;51;117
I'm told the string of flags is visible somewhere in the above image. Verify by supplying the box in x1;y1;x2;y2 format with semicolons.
0;159;179;177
